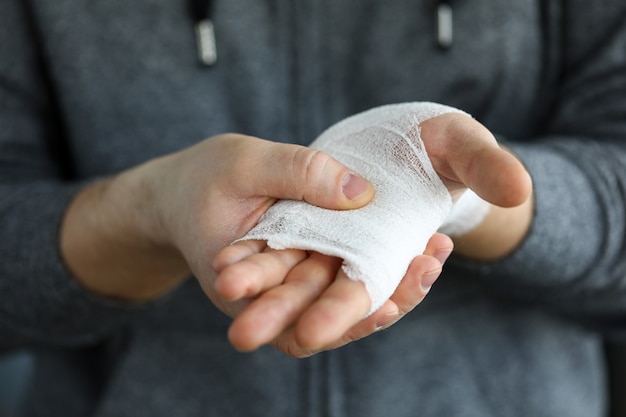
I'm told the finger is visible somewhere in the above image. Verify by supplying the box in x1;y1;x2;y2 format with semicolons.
227;253;341;352
293;269;371;351
270;299;398;358
421;114;532;207
276;236;453;356
388;255;442;314
212;240;267;272
272;265;432;358
214;246;307;301
314;254;444;351
422;232;454;263
464;146;532;208
236;138;375;210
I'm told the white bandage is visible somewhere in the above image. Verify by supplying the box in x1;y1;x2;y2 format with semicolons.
239;102;469;314
438;189;490;237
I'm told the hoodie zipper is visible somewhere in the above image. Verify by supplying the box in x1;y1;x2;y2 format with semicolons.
190;0;217;66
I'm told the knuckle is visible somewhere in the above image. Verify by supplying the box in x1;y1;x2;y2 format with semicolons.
273;339;314;359
291;347;314;359
293;148;333;197
397;299;421;316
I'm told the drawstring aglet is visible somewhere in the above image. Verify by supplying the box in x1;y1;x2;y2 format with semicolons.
195;19;217;66
436;2;453;49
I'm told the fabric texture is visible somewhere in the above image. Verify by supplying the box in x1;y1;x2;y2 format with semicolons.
1;1;626;416
242;102;463;313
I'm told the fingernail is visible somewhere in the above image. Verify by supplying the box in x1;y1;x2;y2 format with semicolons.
420;269;441;292
433;248;453;266
342;173;371;200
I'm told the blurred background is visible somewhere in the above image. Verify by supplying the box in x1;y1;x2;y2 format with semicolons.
0;351;33;417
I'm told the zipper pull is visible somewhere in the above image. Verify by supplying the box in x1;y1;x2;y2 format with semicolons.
436;1;453;49
190;0;217;66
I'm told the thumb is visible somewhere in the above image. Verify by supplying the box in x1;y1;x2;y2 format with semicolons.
242;139;375;210
421;114;532;208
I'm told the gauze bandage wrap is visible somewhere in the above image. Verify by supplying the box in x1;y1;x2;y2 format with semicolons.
239;102;471;314
438;189;491;236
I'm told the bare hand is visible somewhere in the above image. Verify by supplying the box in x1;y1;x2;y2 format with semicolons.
146;134;376;316
61;134;374;305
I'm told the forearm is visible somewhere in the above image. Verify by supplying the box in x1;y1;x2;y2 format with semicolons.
0;180;162;345
448;141;626;330
60;160;191;302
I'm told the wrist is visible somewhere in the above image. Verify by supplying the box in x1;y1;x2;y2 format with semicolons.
60;162;190;302
451;193;534;261
438;189;491;237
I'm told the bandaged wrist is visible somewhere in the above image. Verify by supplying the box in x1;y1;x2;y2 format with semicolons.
438;189;490;237
238;102;468;314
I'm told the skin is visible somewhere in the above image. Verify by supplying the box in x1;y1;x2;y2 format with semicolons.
60;113;532;358
418;114;534;260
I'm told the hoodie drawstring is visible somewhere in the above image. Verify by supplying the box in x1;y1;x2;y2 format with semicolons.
191;0;217;66
189;1;452;65
436;0;453;49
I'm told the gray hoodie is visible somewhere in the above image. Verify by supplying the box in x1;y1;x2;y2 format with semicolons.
1;0;625;416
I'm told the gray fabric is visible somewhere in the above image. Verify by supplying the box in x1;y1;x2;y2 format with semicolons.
0;352;32;415
0;0;625;416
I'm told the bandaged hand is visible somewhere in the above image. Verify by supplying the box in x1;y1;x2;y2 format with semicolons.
215;102;531;356
240;103;464;314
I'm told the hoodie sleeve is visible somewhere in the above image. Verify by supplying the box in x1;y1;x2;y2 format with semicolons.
454;0;626;334
0;0;154;348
